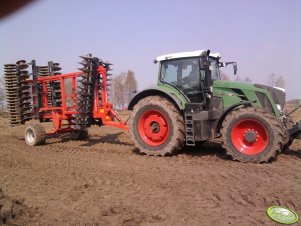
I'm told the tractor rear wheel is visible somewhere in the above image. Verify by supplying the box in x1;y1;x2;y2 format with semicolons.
130;96;185;156
221;107;283;163
24;124;46;146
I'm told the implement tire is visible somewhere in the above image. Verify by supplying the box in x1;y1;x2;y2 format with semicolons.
74;129;89;140
130;95;185;156
24;124;46;146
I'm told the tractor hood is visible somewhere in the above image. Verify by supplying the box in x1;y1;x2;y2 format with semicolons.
213;80;255;91
213;80;286;115
254;83;286;110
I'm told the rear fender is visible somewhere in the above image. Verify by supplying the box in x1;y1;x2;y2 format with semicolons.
128;87;188;110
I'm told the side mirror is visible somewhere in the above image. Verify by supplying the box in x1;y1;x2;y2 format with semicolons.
220;61;238;75
233;62;237;75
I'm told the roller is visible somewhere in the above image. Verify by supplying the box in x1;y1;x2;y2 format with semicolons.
4;64;21;126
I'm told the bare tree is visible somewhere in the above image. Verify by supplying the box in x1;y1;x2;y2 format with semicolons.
112;72;126;109
267;73;285;88
243;77;252;83
275;75;285;88
267;73;277;86
0;77;6;111
234;75;242;82
124;70;137;106
220;71;230;81
112;70;138;109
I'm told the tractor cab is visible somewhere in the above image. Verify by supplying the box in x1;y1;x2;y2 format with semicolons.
156;50;236;103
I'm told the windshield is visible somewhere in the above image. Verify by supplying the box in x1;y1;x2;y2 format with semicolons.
160;58;200;90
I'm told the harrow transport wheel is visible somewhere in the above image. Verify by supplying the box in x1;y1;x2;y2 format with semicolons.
221;107;282;163
24;124;46;146
130;96;185;156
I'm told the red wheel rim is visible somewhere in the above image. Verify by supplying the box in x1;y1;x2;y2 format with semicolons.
138;110;169;147
231;119;268;155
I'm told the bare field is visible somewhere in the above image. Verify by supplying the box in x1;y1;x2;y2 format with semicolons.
0;108;301;226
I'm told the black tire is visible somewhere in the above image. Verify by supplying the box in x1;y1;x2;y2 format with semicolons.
221;107;283;163
130;95;185;156
24;124;46;146
74;129;89;140
283;116;294;150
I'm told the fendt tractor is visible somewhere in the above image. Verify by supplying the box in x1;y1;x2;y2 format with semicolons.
3;50;301;163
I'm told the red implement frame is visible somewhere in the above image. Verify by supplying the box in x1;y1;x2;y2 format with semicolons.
33;65;128;135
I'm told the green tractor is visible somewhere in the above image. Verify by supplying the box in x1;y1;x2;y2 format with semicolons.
128;50;301;163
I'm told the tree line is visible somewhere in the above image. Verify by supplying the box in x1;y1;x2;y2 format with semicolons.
220;71;286;88
0;69;293;111
111;70;138;109
0;78;5;110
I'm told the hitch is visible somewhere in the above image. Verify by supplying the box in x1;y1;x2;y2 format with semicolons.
286;103;301;117
288;120;301;140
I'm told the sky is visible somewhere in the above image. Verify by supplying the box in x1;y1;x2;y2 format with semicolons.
0;0;300;99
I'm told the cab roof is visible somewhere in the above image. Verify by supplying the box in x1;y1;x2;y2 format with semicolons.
156;50;221;62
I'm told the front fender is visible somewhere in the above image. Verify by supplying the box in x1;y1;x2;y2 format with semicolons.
216;101;252;133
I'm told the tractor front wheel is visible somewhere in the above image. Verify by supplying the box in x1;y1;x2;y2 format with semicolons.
221;107;282;163
130;96;185;156
24;124;46;146
283;116;294;150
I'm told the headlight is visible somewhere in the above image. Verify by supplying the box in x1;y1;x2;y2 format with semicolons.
276;104;282;112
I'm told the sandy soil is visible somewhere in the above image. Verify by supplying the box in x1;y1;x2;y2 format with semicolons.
0;109;300;226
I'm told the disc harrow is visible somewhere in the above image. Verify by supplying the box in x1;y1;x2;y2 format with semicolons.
38;65;52;106
37;62;62;107
4;64;21;126
72;54;95;130
49;62;62;107
102;62;113;101
3;54;128;146
16;60;33;124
